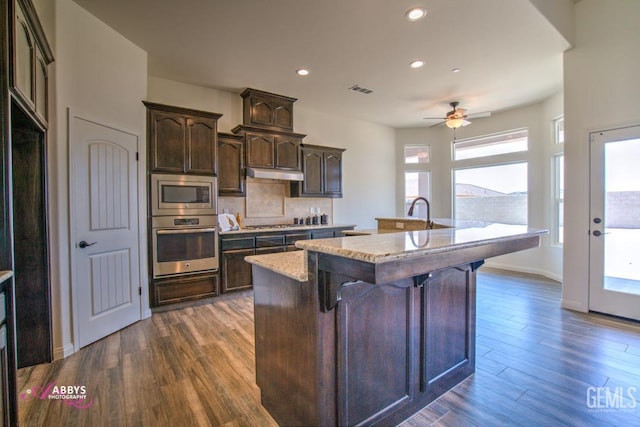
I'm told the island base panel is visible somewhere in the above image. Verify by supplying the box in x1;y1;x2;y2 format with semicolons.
252;260;478;426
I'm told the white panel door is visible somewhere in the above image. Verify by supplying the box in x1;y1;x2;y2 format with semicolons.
70;114;141;348
589;125;640;320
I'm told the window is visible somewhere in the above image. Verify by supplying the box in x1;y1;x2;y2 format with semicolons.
454;163;528;225
453;129;528;160
403;144;431;217
404;145;430;164
554;116;564;144
552;116;564;244
405;171;431;218
553;154;564;244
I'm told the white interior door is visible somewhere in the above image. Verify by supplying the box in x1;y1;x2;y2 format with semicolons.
70;114;141;348
589;125;640;320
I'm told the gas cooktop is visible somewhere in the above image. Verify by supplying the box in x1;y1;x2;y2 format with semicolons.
243;224;301;230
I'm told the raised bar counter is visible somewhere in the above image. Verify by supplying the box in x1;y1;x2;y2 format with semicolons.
246;223;546;426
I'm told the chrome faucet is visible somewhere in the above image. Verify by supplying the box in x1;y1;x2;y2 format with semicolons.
407;197;431;228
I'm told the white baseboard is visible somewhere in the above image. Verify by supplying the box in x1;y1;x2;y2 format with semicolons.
561;299;588;312
142;308;152;319
53;343;76;360
483;261;562;283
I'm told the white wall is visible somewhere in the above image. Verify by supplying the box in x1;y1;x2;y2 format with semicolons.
47;0;148;358
395;94;563;280
148;77;397;229
562;0;640;311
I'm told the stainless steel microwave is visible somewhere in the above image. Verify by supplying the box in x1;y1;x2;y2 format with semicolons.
151;174;217;216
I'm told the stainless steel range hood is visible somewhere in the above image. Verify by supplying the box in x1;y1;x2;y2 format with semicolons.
246;167;304;181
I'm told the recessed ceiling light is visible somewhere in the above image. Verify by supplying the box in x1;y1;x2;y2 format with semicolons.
451;67;461;73
405;7;427;21
410;60;425;69
296;69;310;76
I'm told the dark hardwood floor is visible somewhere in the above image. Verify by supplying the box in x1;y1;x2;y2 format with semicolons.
17;269;640;426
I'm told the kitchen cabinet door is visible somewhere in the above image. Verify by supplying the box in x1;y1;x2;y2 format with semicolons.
274;135;301;170
299;147;324;197
186;116;217;175
323;149;343;198
149;110;186;173
218;133;245;196
221;248;255;293
245;132;275;169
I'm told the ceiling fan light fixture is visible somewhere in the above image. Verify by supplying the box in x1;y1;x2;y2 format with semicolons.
446;118;464;129
405;7;427;21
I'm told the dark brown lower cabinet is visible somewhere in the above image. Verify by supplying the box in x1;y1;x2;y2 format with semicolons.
153;273;218;306
252;259;477;426
220;227;352;294
221;248;254;293
0;273;16;427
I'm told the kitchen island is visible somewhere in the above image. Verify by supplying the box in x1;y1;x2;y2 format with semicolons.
246;223;546;426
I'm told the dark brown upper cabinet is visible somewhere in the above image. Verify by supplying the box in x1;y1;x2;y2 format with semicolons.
11;0;54;127
291;144;345;198
144;102;222;175
217;133;245;197
274;135;301;170
242;88;296;131
232;125;304;172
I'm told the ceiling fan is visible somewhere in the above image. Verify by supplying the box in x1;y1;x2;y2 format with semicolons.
424;101;491;129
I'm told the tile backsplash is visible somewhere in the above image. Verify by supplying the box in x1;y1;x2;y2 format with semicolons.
219;178;333;227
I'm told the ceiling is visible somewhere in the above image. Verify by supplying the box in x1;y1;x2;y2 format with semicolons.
72;0;570;128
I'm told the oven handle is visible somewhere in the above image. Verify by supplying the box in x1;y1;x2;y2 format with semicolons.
156;227;217;235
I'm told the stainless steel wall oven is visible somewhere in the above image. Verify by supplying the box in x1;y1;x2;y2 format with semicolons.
151;215;219;278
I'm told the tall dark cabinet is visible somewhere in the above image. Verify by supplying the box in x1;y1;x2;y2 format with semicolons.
1;0;54;424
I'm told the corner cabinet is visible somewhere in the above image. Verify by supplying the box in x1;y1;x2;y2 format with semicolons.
291;144;345;198
217;133;245;196
143;102;222;175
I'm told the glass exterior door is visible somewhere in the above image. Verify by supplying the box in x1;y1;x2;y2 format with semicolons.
589;125;640;320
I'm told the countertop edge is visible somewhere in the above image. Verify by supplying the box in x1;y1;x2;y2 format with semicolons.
296;227;548;264
220;224;356;235
245;251;308;282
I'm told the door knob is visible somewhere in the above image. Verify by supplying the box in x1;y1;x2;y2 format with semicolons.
592;230;602;237
78;240;97;248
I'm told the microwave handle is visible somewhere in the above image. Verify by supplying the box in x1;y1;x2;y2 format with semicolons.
156;227;217;235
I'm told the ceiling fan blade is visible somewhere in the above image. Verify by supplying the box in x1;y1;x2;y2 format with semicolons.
428;120;446;128
461;119;472;127
466;111;492;119
423;116;445;120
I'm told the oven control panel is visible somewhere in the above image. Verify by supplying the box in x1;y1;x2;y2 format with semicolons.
174;218;200;226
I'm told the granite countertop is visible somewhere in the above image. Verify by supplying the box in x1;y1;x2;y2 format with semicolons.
245;250;308;282
245;222;547;282
220;223;356;235
296;223;547;264
0;270;13;284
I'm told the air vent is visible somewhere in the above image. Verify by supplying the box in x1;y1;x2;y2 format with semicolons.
348;85;373;94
